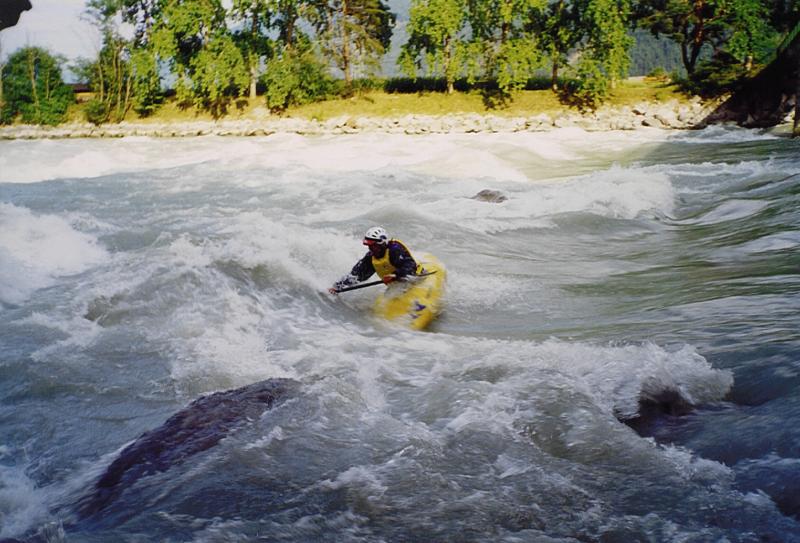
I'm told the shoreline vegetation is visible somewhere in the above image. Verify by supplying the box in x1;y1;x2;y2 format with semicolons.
3;0;795;139
1;79;757;140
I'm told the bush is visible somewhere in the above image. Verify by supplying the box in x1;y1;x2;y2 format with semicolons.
563;60;609;111
84;98;110;125
646;67;668;80
262;48;335;112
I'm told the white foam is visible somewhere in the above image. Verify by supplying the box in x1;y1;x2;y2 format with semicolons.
0;131;669;185
0;203;108;305
417;166;676;235
667;125;781;144
0;464;50;539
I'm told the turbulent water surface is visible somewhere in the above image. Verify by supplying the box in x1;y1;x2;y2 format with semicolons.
1;127;799;542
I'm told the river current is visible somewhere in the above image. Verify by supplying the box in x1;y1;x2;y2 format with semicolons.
1;127;798;542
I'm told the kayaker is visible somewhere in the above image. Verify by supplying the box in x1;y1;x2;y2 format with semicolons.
328;226;421;294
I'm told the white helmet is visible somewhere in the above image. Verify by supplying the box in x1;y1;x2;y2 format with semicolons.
363;226;388;245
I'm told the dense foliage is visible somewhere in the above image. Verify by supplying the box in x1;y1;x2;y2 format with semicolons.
0;47;73;125
2;0;797;122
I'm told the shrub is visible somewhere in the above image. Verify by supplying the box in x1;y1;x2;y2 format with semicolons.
84;98;110;125
262;48;334;112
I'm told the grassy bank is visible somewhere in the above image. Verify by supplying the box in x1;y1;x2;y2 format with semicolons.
63;77;689;125
290;78;687;120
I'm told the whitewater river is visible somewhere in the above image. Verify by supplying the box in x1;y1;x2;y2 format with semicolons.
1;127;799;542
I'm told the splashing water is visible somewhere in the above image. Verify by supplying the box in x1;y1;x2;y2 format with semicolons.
1;127;799;542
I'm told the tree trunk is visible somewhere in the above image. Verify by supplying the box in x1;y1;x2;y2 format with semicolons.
249;11;258;100
445;37;454;94
249;56;257;100
681;41;693;75
551;59;559;91
342;0;352;90
1;41;5;117
285;18;295;50
794;53;800;137
27;50;40;118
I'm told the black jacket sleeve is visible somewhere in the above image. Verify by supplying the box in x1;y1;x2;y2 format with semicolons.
333;252;375;289
388;241;418;279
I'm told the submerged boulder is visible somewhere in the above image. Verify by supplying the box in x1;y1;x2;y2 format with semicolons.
79;378;298;517
471;189;508;203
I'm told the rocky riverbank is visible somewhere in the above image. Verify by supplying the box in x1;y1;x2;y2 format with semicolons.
0;97;756;139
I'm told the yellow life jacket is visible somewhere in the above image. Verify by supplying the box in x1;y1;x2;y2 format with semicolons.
371;239;421;279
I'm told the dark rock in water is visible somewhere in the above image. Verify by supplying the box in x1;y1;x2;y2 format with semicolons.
471;189;508;203
736;459;800;519
79;378;298;517
623;389;695;436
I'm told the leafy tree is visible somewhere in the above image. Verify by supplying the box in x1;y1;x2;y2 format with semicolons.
83;0;163;117
119;0;166;46
635;0;784;95
634;0;728;75
128;45;163;115
578;0;633;86
536;0;581;89
231;0;273;99
312;0;395;91
0;47;73;125
79;0;134;123
272;0;306;49
190;36;249;114
467;0;547;92
151;0;248;114
725;0;775;70
399;0;469;94
262;41;334;110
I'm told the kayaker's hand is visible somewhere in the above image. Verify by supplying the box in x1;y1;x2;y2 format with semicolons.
382;274;396;285
328;287;339;295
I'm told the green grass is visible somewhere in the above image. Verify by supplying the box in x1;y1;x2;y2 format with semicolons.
286;78;689;120
61;78;690;125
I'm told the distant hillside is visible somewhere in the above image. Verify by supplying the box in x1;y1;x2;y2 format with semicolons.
628;30;686;76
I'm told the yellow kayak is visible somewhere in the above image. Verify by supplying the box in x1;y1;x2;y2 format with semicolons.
373;253;446;330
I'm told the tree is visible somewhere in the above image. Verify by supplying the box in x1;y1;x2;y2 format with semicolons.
559;0;633;108
119;0;165;46
128;45;163;115
261;40;335;111
579;0;633;85
634;0;728;75
231;0;273;99
272;0;306;49
83;0;163;117
80;0;134;123
312;0;395;90
190;36;249;114
399;0;469;94
536;0;581;89
467;0;547;92
0;47;73;125
151;0;248;114
725;0;774;70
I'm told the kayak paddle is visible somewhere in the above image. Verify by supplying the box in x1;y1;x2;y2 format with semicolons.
333;271;437;293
